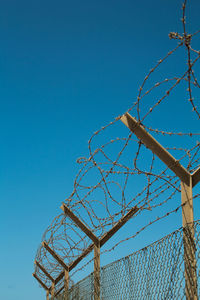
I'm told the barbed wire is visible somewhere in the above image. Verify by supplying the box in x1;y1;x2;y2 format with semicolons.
34;0;200;294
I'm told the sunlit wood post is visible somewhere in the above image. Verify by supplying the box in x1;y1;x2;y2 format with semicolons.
46;290;49;300
64;269;69;300
94;241;101;300
51;282;55;299
181;177;197;300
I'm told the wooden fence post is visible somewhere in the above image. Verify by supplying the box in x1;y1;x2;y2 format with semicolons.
64;269;69;300
46;290;49;300
94;242;100;300
181;178;197;300
51;282;55;299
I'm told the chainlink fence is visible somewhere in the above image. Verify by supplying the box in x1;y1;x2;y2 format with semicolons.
55;220;200;300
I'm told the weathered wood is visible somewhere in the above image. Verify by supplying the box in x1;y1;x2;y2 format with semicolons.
100;206;139;247
51;282;55;299
32;273;50;291
121;113;190;185
55;206;139;282
94;242;100;300
42;241;69;271
61;204;99;245
55;270;65;285
64;269;69;300
192;166;200;187
54;243;95;285
46;290;50;300
68;207;139;269
181;178;194;227
35;260;55;283
69;243;94;271
55;285;64;297
181;177;197;300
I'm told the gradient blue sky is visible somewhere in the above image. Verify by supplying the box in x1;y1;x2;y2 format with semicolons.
1;0;200;299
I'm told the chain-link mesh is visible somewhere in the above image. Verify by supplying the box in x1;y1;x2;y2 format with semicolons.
55;274;94;300
55;220;200;300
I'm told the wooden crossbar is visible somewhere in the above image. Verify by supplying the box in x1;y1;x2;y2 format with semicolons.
35;260;55;283
55;285;64;297
192;167;200;187
55;270;65;285
120;113;190;185
54;243;94;285
61;204;99;246
42;241;69;271
55;206;139;283
33;273;50;291
69;243;94;271
100;206;139;247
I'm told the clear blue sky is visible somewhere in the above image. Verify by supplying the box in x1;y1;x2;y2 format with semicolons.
0;0;200;299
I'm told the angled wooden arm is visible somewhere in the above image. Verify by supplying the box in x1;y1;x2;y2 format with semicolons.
55;270;65;285
55;285;64;297
55;206;139;284
69;243;94;271
54;243;95;285
33;273;50;291
121;112;190;185
35;260;55;283
61;204;99;246
42;241;69;271
100;206;139;246
192;167;200;187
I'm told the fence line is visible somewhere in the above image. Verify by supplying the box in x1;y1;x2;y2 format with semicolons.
55;220;200;299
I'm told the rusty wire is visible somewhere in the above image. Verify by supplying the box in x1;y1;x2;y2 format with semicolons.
34;0;200;295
